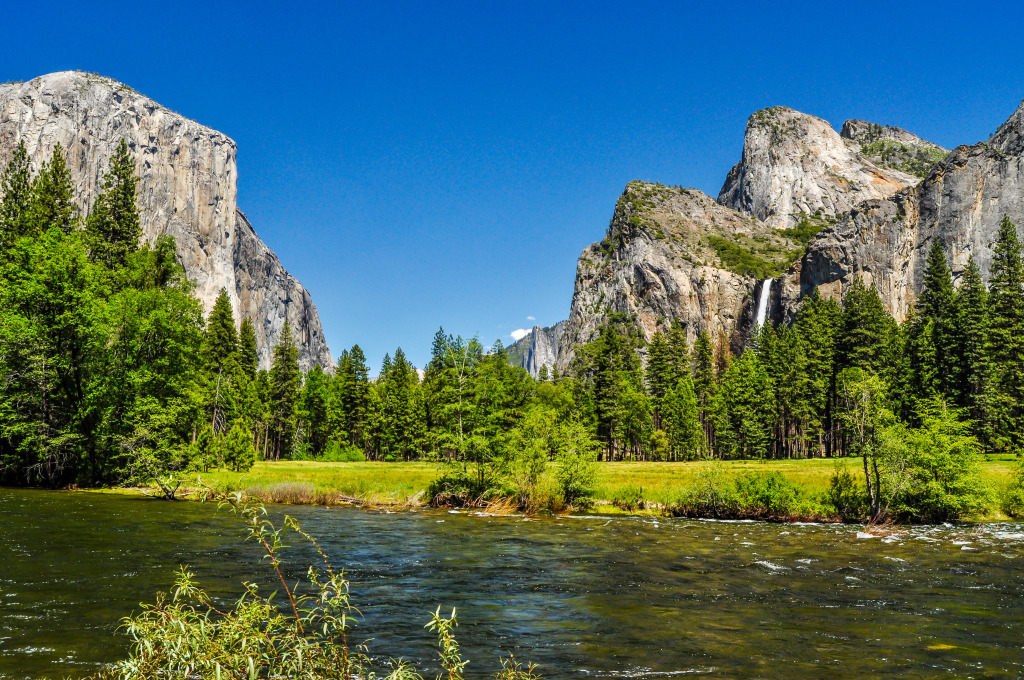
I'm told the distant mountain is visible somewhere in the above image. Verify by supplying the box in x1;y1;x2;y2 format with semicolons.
0;72;333;371
507;322;565;377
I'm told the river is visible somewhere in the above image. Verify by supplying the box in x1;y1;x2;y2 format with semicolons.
1;488;1022;678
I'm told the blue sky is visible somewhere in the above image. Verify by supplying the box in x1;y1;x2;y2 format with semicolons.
4;0;1024;370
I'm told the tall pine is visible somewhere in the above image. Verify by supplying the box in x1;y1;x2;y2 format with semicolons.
987;215;1024;449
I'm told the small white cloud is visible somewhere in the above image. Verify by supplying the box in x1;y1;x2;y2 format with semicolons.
526;316;535;321
510;328;531;341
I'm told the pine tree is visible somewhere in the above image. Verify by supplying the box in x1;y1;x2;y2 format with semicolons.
268;322;301;459
692;331;717;452
238;317;260;378
537;364;549;382
954;257;992;445
714;350;776;459
987;215;1024;448
30;143;78;234
793;289;841;456
837;279;893;375
221;418;256;472
907;240;956;403
0;140;33;251
662;373;703;460
203;289;239;373
85;139;141;268
301;365;332;457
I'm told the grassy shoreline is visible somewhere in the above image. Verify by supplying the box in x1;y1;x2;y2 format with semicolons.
111;456;1023;522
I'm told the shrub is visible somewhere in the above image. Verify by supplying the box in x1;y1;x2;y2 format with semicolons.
320;441;367;462
553;421;599;509
1001;462;1024;517
733;470;798;517
826;463;865;521
427;470;501;507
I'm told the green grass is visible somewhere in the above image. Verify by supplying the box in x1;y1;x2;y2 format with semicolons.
192;456;1020;516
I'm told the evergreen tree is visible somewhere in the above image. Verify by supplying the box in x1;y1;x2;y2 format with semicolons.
30;143;78;234
662;373;702;459
0;140;33;250
714;350;776;459
238;317;260;378
203;289;239;373
907;240;957;405
85;139;141;268
301;365;332;457
837;279;892;375
954;257;992;445
221;418;256;472
268;322;301;459
692;331;717;452
987;215;1024;448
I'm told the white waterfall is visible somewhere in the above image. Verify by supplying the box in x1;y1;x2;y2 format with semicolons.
755;279;772;327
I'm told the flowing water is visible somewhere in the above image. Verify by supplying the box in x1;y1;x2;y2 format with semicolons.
755;279;772;328
1;488;1023;679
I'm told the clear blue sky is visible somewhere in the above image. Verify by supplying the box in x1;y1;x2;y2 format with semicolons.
5;0;1023;370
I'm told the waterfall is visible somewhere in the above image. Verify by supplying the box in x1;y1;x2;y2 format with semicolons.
755;279;772;327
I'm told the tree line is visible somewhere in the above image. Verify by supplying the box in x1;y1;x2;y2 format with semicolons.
1;140;1022;520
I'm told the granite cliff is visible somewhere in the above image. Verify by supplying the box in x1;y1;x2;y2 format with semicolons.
556;181;800;369
508;322;565;378
0;71;332;371
717;106;939;230
791;99;1024;322
557;104;958;369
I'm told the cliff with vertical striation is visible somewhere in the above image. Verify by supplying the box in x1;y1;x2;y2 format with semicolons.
0;71;332;370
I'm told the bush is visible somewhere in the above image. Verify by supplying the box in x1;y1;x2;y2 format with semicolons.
1001;462;1024;517
320;441;366;462
554;421;599;509
826;463;866;521
427;470;501;507
733;471;798;517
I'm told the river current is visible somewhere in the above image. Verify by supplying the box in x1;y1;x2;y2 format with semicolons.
1;488;1022;678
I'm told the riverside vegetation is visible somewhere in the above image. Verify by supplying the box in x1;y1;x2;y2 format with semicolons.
2;142;1024;523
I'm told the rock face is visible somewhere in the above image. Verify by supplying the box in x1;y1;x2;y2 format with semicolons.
718;106;923;229
0;72;332;371
557;106;958;368
793;99;1024;322
556;181;800;369
508;322;565;378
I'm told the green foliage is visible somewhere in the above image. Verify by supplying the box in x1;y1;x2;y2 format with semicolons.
732;470;799;517
221;418;257;472
826;464;865;521
85;139;141;268
1001;461;1024;517
878;402;989;523
859;139;946;178
554;420;599;508
706;235;783;279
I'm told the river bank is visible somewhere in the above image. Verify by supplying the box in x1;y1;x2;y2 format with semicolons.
121;456;1022;522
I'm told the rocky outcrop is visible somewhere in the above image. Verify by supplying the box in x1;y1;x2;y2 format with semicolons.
718;107;923;229
791;99;1024;321
556;181;800;369
0;71;332;370
840;119;947;179
508;322;565;377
